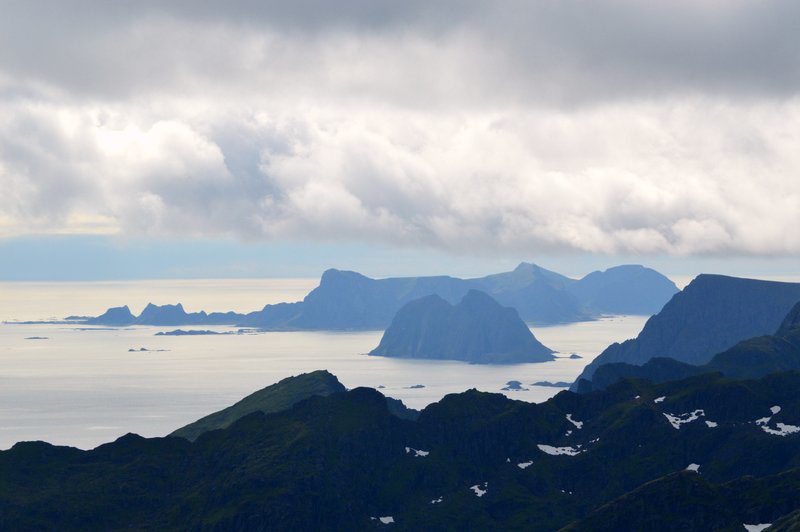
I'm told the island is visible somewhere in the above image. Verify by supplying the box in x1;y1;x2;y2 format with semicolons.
369;290;554;364
155;329;233;336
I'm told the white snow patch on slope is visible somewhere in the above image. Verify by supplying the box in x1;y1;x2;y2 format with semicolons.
754;406;799;436
470;483;488;497
663;409;705;429
743;524;772;532
686;463;700;473
761;423;800;437
705;421;718;428
371;516;395;524
654;396;666;403
430;497;443;504
538;444;583;456
404;446;429;457
517;461;533;469
566;414;584;429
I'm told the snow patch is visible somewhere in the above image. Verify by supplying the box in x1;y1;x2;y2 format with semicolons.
754;406;799;436
663;409;705;429
517;461;533;469
686;463;700;473
430;497;443;504
705;421;718;428
761;423;800;437
654;396;666;403
404;446;429;457
470;483;488;497
371;516;395;525
566;414;584;429
743;525;772;532
538;444;583;456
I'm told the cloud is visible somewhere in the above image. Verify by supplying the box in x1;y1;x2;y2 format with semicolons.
0;1;798;256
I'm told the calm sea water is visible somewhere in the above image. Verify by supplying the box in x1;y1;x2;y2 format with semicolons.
0;279;647;450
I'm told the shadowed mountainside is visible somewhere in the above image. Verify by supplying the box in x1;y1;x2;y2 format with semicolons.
572;275;800;390
4;370;800;530
578;302;800;392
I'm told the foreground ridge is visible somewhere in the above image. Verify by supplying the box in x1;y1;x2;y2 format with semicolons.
3;369;800;530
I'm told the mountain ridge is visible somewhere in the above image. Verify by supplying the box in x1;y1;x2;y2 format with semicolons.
571;274;800;390
4;370;800;529
577;301;800;392
78;262;678;330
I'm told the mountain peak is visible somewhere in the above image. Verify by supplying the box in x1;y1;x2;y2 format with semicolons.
319;268;369;283
513;261;542;273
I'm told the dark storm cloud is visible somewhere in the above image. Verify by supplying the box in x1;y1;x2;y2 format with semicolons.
1;1;799;103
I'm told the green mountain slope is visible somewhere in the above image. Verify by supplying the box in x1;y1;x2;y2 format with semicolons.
5;371;800;530
170;370;346;441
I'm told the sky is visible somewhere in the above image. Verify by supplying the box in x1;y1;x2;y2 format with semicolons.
1;1;798;281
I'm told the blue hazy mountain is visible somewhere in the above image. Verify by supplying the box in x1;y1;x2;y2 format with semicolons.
572;275;800;390
566;264;681;315
369;290;554;364
238;262;677;330
578;301;800;392
85;305;136;326
86;303;249;327
83;262;678;329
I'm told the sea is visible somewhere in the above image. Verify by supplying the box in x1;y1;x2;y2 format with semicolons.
0;279;648;450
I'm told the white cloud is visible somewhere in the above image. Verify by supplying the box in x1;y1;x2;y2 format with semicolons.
0;2;798;256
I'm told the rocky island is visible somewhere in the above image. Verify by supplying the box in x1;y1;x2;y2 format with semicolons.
369;290;554;364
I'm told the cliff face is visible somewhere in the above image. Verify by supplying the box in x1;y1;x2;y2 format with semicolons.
572;275;800;390
369;290;554;364
578;303;800;393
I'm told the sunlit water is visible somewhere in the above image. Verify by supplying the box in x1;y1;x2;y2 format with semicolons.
0;279;647;450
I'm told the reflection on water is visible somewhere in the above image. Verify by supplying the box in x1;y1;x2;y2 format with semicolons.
0;280;648;450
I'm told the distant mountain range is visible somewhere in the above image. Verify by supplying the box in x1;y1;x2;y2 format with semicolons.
79;263;678;330
571;275;800;390
4;369;800;530
577;301;800;393
369;290;554;364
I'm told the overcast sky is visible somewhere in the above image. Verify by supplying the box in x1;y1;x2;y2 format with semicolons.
1;1;798;279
